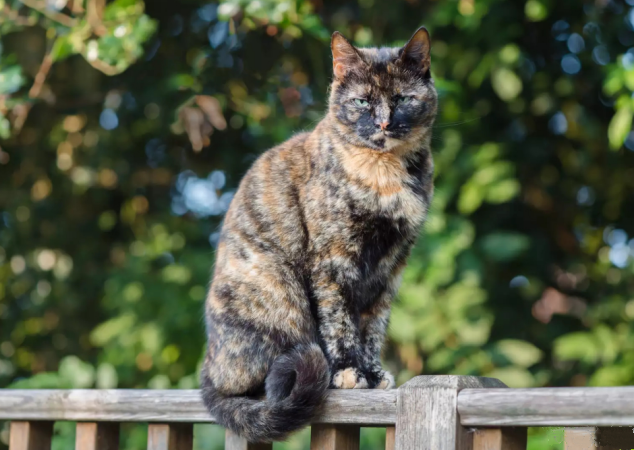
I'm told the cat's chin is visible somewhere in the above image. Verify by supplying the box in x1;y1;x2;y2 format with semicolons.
367;136;405;153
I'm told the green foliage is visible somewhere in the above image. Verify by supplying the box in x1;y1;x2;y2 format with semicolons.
2;0;634;449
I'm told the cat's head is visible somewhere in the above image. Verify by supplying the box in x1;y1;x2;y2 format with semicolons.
328;27;437;152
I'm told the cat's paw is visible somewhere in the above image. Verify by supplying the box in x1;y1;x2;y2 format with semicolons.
331;368;369;389
375;371;395;389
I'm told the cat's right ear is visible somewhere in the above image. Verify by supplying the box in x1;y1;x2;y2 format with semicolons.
331;32;364;79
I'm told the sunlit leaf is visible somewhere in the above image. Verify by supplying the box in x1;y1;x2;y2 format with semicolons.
608;104;632;150
496;340;543;367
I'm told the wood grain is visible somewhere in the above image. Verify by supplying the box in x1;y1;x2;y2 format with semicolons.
310;424;360;450
0;390;395;426
224;430;272;450
385;426;395;450
395;375;506;450
459;387;634;426
472;428;527;450
147;424;193;450
75;422;119;450
9;421;53;450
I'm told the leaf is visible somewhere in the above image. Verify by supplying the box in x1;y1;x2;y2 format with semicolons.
554;332;599;364
608;105;633;150
51;35;75;62
589;365;632;386
480;232;530;261
458;182;484;214
524;0;548;21
96;363;118;389
9;372;63;389
58;356;95;388
90;313;136;346
495;340;543;367
485;366;536;387
0;65;24;94
485;179;520;203
0;114;10;139
491;68;522;101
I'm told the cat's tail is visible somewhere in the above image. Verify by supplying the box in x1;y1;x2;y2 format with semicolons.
200;343;330;443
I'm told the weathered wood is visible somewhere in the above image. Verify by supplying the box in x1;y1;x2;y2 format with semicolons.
473;428;527;450
385;426;395;450
310;424;360;450
0;389;395;426
75;422;119;450
395;375;506;450
147;424;192;450
459;387;634;426
224;430;272;450
9;421;53;450
564;427;634;450
318;390;395;425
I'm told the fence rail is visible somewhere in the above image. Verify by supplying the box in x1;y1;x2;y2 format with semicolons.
2;375;634;449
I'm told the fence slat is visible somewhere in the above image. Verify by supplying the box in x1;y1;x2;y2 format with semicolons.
224;430;272;450
310;424;360;450
564;428;597;450
147;424;193;450
473;428;527;450
9;421;53;450
75;422;119;450
395;375;506;450
564;427;634;450
385;426;395;450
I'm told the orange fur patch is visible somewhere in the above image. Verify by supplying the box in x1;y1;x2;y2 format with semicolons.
338;146;407;196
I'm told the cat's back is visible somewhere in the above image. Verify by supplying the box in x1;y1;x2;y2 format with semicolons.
219;131;314;263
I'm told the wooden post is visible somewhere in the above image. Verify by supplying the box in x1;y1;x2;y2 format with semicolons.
224;430;272;450
9;421;53;450
395;375;506;450
473;428;527;450
564;427;634;450
310;425;360;450
75;422;119;450
385;426;395;450
147;424;193;450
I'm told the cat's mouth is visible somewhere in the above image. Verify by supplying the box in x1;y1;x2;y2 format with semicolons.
369;133;401;151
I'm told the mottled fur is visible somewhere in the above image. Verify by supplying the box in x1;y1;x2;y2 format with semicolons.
200;27;438;442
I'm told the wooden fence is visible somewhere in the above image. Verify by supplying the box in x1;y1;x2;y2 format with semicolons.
2;375;634;450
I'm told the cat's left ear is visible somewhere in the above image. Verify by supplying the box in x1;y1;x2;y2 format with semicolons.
331;32;365;79
400;27;431;74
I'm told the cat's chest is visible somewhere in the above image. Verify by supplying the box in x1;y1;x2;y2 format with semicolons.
342;179;428;231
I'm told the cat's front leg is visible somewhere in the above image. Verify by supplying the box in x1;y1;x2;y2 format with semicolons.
360;288;398;389
313;275;368;389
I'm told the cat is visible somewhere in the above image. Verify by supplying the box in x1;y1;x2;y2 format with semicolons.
200;26;437;443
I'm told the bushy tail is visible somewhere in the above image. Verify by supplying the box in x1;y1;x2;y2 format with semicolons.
200;343;330;443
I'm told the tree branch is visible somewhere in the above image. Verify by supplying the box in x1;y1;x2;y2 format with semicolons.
19;0;78;27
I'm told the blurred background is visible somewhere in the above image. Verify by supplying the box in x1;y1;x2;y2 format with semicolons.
1;0;634;448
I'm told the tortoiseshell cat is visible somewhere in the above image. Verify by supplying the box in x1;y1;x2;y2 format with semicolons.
200;27;437;442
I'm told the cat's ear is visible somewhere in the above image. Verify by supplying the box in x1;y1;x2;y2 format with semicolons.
400;26;431;73
331;32;364;79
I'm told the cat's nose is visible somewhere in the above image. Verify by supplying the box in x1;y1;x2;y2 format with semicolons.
376;120;390;131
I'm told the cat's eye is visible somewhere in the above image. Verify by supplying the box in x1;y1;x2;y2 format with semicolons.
353;98;369;107
397;96;414;105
